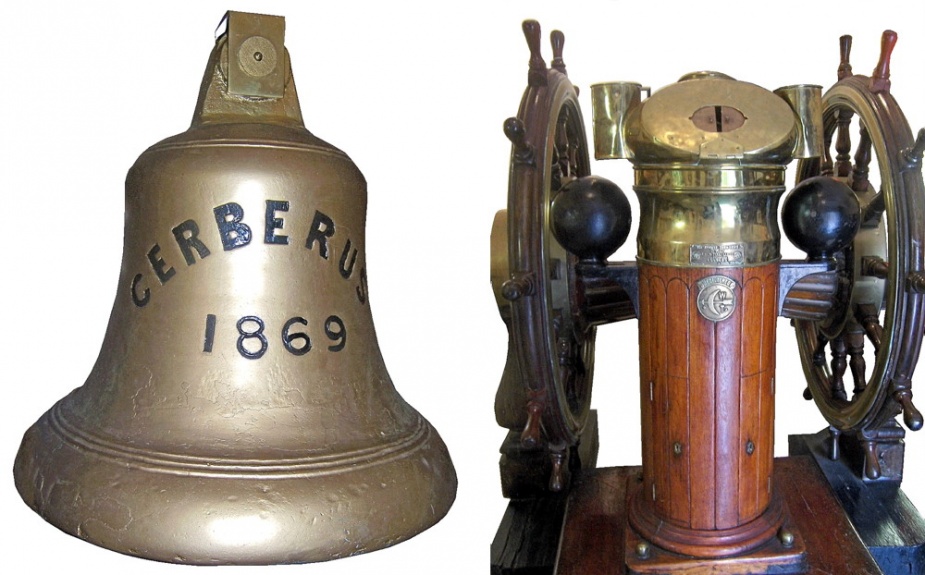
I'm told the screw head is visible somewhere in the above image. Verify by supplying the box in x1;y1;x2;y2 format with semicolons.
635;541;651;559
778;528;795;548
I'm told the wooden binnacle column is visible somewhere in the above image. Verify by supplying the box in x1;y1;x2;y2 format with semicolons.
633;263;780;556
627;167;787;558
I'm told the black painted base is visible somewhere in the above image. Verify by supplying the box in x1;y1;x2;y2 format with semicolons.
789;430;925;575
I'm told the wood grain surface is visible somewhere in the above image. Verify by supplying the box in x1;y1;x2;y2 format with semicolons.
636;264;779;548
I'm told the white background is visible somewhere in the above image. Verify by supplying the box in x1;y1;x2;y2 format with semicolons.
3;1;924;573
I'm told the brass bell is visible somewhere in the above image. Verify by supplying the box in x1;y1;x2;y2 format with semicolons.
13;11;456;565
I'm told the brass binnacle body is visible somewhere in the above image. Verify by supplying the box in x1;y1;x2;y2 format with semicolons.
633;167;786;268
14;12;456;565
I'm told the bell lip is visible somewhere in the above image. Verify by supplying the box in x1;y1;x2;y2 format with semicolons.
14;407;457;565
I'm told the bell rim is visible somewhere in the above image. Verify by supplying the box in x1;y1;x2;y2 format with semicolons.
14;407;457;565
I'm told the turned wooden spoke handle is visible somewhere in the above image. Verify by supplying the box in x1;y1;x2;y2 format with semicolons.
869;30;897;93
520;399;544;448
862;440;882;479
895;389;924;431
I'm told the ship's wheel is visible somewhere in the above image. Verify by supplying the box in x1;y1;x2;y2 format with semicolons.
490;21;595;489
791;33;925;470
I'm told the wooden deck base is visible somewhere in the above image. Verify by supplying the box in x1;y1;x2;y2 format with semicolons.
493;452;903;574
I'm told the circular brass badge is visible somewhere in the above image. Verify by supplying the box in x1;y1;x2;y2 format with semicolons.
696;275;737;322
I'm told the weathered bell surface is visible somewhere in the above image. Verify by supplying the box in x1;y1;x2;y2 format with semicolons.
13;11;456;565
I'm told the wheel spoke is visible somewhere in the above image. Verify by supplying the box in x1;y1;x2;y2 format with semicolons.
835;108;854;177
556;107;571;181
860;256;888;279
551;146;562;191
845;321;867;395
850;126;872;193
813;332;828;366
855;303;883;353
829;335;848;400
860;190;885;224
821;130;835;176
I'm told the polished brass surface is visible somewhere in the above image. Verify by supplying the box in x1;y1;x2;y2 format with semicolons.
634;166;786;190
634;167;786;267
13;11;456;565
622;74;799;164
773;84;825;160
591;82;642;160
615;74;809;268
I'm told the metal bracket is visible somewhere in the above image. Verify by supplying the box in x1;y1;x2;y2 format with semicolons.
779;259;837;317
222;11;286;98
